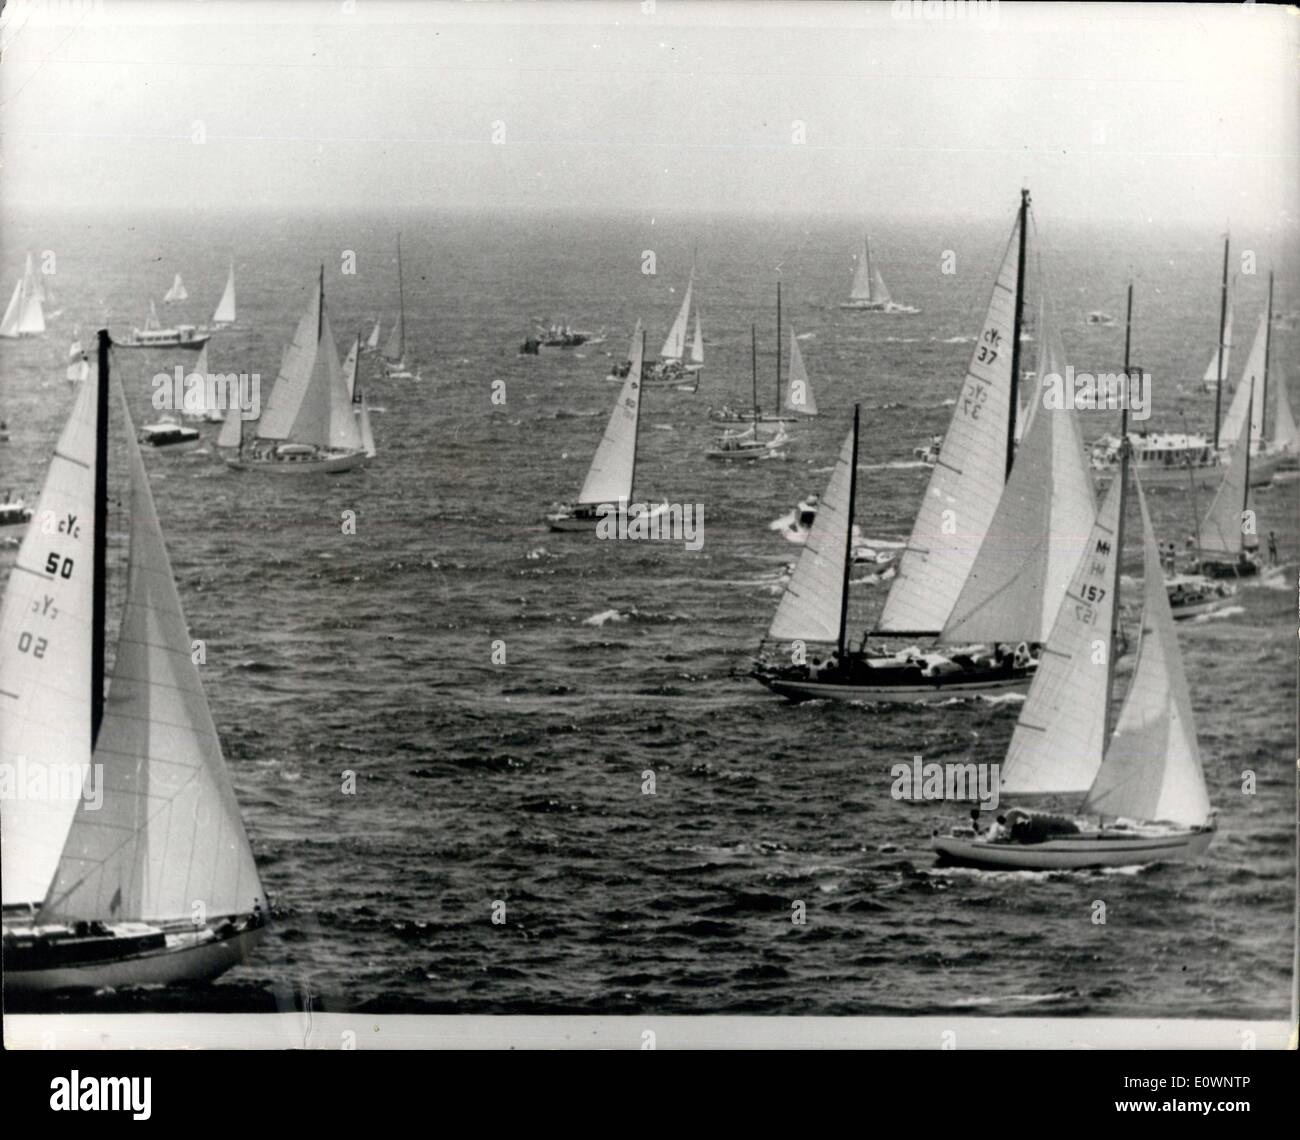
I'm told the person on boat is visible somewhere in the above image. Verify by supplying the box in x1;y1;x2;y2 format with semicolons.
1268;531;1278;565
969;807;981;836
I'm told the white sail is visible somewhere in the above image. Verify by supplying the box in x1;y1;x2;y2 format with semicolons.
217;402;243;450
940;391;1095;645
849;235;874;302
690;310;704;365
342;334;361;399
0;377;98;907
20;282;46;335
999;473;1123;796
659;272;693;361
39;382;266;925
767;422;856;644
383;310;404;361
877;212;1022;634
871;265;891;306
579;321;643;505
0;278;23;337
1219;311;1267;452
1203;285;1233;388
1081;478;1211;828
66;354;90;384
784;332;818;416
163;273;188;303
1016;294;1056;444
258;276;362;452
145;300;161;331
356;389;377;459
366;317;381;350
1199;384;1256;557
182;344;211;418
1272;379;1297;453
212;261;236;325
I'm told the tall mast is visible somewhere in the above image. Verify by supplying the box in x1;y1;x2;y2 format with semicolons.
1241;379;1254;558
91;329;110;745
1103;283;1133;746
1005;187;1030;480
630;329;645;496
775;279;782;414
838;404;861;662
751;323;758;427
1212;234;1229;449
317;264;324;343
1261;270;1273;443
396;232;405;359
1180;409;1202;561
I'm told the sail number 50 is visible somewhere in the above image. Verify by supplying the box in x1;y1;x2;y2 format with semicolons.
44;552;74;579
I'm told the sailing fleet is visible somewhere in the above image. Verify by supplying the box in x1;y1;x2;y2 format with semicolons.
0;199;1294;992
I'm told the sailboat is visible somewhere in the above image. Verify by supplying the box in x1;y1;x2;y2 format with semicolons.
755;190;1096;702
710;283;811;423
66;329;90;385
116;298;210;349
1;332;267;992
932;433;1216;868
0;253;47;339
1270;377;1298;471
226;268;367;474
344;333;377;463
180;344;225;423
706;324;790;460
383;234;420;380
210;260;238;329
163;273;189;304
363;316;381;354
839;234;918;313
1195;380;1261;579
548;323;665;530
641;266;704;387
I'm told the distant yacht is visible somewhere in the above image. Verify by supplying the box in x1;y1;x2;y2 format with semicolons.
223;268;367;474
840;234;919;313
382;234;420;380
609;266;704;388
549;322;666;531
1;331;268;992
0;253;47;339
520;323;606;354
163;273;189;304
343;333;377;464
209;260;238;329
116;300;211;349
181;344;225;423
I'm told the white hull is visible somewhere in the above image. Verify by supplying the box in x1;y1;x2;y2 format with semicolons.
1094;453;1278;490
839;301;920;314
757;670;1032;704
5;927;264;995
932;827;1213;870
1169;597;1228;621
224;449;366;474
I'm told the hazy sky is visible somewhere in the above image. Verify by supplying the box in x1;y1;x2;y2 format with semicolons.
1;0;1295;226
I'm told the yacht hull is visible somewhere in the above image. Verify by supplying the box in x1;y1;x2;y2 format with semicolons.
932;827;1214;870
756;670;1032;704
224;450;366;474
4;927;264;994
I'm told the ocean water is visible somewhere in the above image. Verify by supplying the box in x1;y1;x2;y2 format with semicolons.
0;208;1295;1017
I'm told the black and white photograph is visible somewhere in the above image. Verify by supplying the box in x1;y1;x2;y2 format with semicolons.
0;0;1295;1073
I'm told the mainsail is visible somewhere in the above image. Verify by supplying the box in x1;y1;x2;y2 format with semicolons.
767;418;857;645
212;261;237;325
1272;380;1297;453
660;272;694;361
1081;478;1211;827
690;311;704;366
164;273;188;303
257;272;363;453
366;317;381;351
1199;384;1256;557
939;388;1095;645
39;379;266;925
1203;282;1233;389
0;377;98;907
217;403;243;450
1219;311;1267;452
784;332;818;416
579;322;644;505
876;211;1022;634
849;235;875;303
0;254;47;337
999;474;1123;796
383;235;406;361
342;334;361;399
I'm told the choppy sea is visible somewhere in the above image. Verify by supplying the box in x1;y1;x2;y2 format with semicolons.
1;208;1294;1017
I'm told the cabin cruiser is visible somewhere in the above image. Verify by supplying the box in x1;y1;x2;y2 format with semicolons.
139;418;202;453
